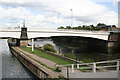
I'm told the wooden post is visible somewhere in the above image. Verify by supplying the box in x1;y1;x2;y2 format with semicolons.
32;38;34;51
92;63;96;73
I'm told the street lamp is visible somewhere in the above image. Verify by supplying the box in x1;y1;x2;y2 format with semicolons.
23;20;25;27
70;9;73;27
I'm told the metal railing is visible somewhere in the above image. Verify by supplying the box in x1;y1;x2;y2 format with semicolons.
56;59;120;73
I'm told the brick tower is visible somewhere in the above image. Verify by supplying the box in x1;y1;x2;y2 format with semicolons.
20;20;28;46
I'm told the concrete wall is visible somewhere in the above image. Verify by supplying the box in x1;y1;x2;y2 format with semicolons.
10;47;59;79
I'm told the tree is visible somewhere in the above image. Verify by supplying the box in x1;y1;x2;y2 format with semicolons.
82;25;86;28
43;43;57;53
66;26;72;29
58;26;65;29
112;25;116;28
97;23;106;26
90;25;94;28
94;26;101;31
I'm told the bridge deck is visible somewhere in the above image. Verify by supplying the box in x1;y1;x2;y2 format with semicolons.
0;29;109;40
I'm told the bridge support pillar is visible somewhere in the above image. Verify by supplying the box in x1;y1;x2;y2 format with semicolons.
20;27;28;47
108;32;120;53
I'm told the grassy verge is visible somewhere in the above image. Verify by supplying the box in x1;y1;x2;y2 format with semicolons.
20;47;73;65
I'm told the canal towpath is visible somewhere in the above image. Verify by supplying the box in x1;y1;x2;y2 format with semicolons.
15;47;56;68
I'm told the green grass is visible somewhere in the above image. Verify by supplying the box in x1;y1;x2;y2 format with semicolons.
20;47;73;65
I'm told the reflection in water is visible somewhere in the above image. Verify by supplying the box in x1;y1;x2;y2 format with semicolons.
1;39;37;78
29;37;120;62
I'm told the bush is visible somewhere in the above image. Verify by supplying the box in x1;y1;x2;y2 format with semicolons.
43;43;57;53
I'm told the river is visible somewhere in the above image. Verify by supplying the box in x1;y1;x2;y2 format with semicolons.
0;39;38;79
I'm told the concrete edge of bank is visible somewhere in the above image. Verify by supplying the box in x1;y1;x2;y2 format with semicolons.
10;47;60;79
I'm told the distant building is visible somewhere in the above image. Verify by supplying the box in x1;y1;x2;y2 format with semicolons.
99;25;111;31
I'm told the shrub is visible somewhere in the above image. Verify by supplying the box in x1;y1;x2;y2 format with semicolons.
43;43;57;53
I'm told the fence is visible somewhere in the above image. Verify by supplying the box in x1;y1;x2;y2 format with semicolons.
56;59;120;73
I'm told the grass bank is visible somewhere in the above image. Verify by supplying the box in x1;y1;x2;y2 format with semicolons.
20;47;73;65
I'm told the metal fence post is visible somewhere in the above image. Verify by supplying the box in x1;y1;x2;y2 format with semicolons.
71;64;74;73
92;63;96;73
117;61;119;71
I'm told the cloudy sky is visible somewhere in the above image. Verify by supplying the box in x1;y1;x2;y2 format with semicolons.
0;0;119;28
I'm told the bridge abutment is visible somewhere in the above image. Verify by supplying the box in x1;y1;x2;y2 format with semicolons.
108;32;120;53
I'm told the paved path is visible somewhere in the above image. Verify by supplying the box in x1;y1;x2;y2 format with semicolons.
15;47;57;68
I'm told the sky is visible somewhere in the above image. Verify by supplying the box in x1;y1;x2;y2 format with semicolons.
0;0;119;29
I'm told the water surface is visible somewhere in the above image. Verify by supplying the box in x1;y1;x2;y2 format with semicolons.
1;39;37;79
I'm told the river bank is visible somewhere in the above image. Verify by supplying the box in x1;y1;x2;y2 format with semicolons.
10;46;60;79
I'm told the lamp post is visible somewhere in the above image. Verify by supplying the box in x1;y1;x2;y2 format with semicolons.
23;20;25;27
70;9;73;27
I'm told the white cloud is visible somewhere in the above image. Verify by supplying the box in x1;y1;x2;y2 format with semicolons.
0;0;118;28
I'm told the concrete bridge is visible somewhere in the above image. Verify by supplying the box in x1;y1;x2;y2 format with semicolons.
1;27;120;53
0;28;110;41
2;27;120;79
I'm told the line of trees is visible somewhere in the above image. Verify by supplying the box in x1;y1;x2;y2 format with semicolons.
58;23;116;31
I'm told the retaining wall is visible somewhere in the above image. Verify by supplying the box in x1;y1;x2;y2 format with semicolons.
10;47;59;79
